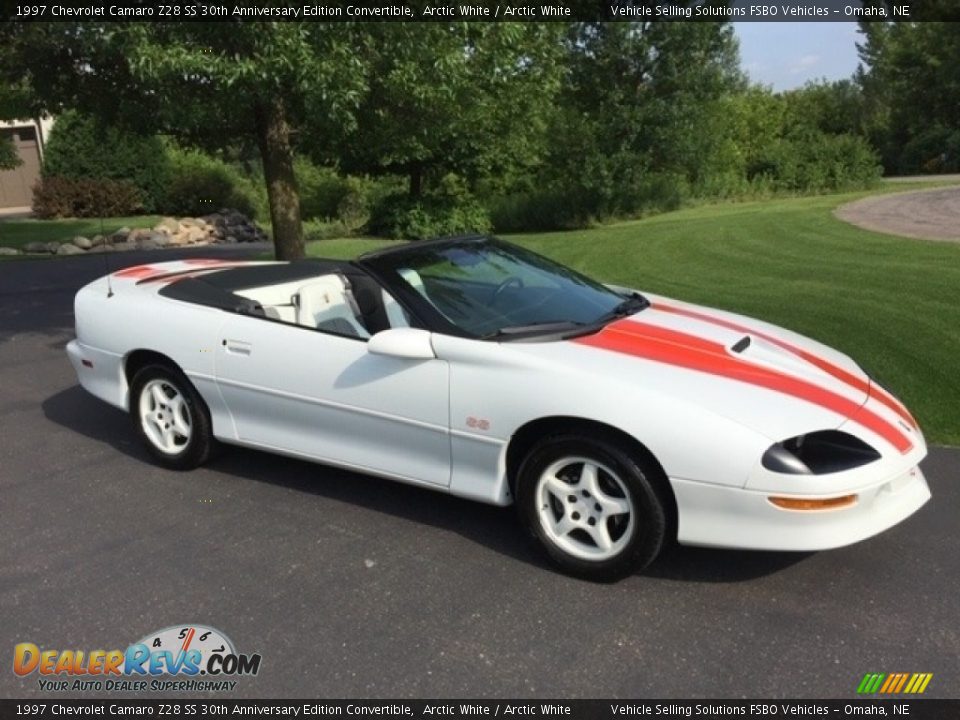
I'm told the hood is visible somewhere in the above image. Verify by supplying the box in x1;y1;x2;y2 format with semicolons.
559;296;916;455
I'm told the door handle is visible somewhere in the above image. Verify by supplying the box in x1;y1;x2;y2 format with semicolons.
222;339;252;356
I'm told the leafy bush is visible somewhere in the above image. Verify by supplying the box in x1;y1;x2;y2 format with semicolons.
32;175;144;218
749;131;881;193
42;111;169;212
369;180;491;240
489;189;594;233
0;135;21;170
295;158;351;221
302;218;354;242
161;147;258;217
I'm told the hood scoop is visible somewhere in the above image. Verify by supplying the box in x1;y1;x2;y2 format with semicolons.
730;335;751;354
728;334;825;378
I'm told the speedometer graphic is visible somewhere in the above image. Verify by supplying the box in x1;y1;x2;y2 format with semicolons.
135;624;236;670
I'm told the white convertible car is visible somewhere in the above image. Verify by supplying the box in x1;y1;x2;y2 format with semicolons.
67;235;930;580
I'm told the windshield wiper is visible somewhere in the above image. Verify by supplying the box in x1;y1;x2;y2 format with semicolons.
482;320;585;340
602;292;649;321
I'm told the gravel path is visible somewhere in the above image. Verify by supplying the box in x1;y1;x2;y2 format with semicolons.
834;185;960;242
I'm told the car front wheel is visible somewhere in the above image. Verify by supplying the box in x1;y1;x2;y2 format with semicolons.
516;434;668;581
129;364;214;470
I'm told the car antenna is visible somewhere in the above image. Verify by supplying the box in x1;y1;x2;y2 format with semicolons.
101;214;114;298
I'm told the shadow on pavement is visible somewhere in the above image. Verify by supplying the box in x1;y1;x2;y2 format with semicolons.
43;384;808;584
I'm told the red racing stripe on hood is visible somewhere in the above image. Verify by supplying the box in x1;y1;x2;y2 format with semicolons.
654;302;918;430
575;319;913;454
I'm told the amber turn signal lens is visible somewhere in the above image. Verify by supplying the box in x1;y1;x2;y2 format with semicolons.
768;494;857;511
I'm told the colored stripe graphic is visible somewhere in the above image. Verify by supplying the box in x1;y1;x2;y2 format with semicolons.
575;320;913;453
856;674;875;694
892;673;909;693
857;673;932;694
654;302;918;430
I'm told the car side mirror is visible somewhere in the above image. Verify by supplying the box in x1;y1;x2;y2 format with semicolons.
367;328;435;360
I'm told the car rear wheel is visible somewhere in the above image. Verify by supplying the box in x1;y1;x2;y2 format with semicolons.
130;364;215;470
516;434;668;581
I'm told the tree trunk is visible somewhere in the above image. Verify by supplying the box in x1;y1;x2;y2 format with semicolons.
254;99;304;261
408;164;423;199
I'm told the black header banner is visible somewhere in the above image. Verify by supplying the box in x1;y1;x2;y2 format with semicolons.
2;699;959;719
3;0;959;23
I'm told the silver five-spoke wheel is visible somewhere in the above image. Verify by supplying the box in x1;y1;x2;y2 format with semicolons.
130;363;215;470
138;378;193;455
535;456;634;561
517;434;668;580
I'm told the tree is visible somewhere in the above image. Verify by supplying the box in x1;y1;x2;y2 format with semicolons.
0;22;366;259
327;23;565;198
543;22;742;218
782;79;866;138
856;21;960;172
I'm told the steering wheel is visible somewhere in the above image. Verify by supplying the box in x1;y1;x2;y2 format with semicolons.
490;276;525;304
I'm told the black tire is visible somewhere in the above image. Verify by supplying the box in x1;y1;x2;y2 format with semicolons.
129;363;216;470
516;433;668;582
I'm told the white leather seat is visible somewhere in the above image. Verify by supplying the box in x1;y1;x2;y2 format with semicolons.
294;277;369;338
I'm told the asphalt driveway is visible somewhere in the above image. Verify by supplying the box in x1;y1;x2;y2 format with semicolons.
1;249;957;699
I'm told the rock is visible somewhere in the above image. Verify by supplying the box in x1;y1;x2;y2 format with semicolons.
110;227;131;244
154;217;180;234
24;241;50;254
72;236;92;250
223;235;238;244
45;241;62;254
165;233;191;247
56;243;85;255
135;231;172;250
0;247;19;255
111;241;136;252
90;234;106;247
203;213;226;228
85;245;114;254
185;226;208;244
179;218;200;229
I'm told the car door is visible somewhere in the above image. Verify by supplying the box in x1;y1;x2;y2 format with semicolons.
214;312;451;487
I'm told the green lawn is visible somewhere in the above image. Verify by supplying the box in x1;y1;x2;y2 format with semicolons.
0;216;160;250
308;191;960;446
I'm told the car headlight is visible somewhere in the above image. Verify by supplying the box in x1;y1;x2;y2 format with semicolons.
761;430;881;475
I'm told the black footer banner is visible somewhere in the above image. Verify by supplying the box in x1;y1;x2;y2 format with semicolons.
2;699;958;720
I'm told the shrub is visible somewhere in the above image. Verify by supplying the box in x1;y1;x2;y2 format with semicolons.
295;158;351;221
749;131;881;193
42;111;169;212
0;134;21;170
489;189;594;233
32;175;144;218
369;180;492;240
302;218;354;242
161;147;258;217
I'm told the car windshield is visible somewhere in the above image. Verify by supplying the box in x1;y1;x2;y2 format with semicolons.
365;238;645;339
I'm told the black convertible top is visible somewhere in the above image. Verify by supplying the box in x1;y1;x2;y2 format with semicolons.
156;259;357;313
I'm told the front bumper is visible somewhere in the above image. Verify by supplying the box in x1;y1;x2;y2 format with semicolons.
671;465;930;551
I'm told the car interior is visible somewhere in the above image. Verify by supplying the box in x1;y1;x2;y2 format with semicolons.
156;262;423;341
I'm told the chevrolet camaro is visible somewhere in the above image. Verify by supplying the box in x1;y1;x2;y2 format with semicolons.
67;235;930;580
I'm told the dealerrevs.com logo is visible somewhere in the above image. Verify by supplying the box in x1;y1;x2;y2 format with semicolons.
13;624;262;692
